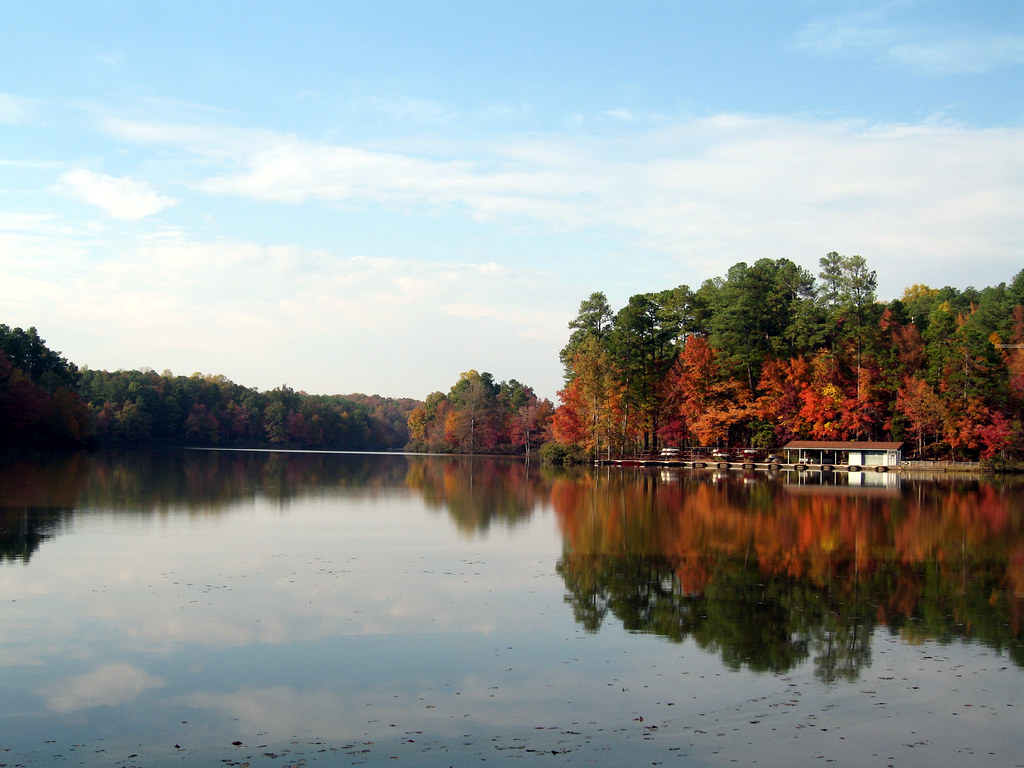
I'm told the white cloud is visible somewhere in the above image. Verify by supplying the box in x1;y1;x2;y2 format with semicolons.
58;168;178;220
0;92;34;123
794;11;1024;74
793;8;898;56
0;229;571;396
44;663;164;713
351;94;454;125
886;35;1024;75
346;94;535;128
195;135;578;227
11;109;1019;398
0;212;59;231
102;115;249;154
602;109;637;122
104;115;1019;299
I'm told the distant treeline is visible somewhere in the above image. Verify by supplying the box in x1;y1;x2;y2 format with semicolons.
0;324;418;451
4;253;1023;461
405;369;554;455
80;370;418;450
551;254;1024;463
0;325;91;449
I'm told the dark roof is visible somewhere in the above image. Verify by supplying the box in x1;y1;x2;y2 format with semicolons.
782;441;905;451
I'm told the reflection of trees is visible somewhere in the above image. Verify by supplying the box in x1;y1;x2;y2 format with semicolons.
894;561;1023;665
554;469;1024;676
558;555;699;638
0;451;552;561
812;609;871;684
4;451;1022;675
557;553;872;679
83;449;411;512
697;558;814;674
0;450;414;558
0;454;90;562
0;506;73;562
405;456;549;533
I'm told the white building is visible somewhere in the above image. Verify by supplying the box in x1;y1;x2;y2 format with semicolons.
782;441;906;467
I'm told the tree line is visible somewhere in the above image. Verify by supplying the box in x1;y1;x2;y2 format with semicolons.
550;254;1024;463
0;325;92;448
405;369;554;455
81;369;417;450
4;253;1022;460
0;324;418;451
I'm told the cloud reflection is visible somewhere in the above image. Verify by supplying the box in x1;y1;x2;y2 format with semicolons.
44;662;164;713
187;686;348;736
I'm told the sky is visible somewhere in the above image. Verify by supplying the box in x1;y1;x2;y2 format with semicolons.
1;1;1021;401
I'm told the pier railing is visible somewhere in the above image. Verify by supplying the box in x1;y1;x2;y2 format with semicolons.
596;457;985;473
900;460;981;471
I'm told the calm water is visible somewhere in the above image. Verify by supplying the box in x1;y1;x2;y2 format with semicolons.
0;450;1021;767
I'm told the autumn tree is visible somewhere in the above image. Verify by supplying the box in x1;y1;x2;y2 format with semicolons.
1003;306;1024;406
554;263;1021;461
900;284;940;329
701;258;822;392
0;327;92;448
755;356;813;444
499;380;553;456
896;376;944;456
661;336;752;447
446;370;500;453
817;252;879;403
552;336;622;457
607;293;678;453
406;372;549;455
407;391;450;452
560;292;614;383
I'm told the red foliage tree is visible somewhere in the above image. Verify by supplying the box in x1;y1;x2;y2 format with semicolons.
896;375;945;456
662;337;751;446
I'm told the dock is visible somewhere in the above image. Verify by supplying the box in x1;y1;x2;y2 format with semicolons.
594;458;981;474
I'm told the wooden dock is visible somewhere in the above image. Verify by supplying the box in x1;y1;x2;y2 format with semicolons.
594;458;980;474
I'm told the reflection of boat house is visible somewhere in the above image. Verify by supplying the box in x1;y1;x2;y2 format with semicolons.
782;441;905;467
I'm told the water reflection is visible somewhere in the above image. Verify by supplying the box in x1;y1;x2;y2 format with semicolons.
1;450;1021;681
553;468;1024;677
2;449;1023;766
0;449;416;561
406;455;550;532
0;453;89;562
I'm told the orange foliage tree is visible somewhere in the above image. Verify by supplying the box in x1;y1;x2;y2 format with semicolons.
661;336;752;446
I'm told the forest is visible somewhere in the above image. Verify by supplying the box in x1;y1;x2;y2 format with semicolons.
550;254;1024;464
0;324;417;452
2;253;1022;461
404;369;555;455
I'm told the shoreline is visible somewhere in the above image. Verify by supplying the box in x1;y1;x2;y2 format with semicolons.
596;457;997;474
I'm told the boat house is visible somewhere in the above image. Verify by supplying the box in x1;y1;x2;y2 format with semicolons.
782;441;905;467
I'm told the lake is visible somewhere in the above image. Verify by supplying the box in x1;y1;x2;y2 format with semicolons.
1;449;1021;767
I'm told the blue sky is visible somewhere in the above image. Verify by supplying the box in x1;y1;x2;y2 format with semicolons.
2;1;1021;400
